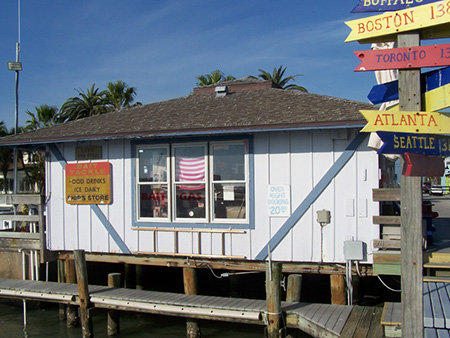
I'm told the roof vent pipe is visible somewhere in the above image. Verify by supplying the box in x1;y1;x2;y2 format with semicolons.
215;86;228;97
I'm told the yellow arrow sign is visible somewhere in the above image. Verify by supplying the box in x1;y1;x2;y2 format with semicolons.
346;1;450;42
360;110;450;134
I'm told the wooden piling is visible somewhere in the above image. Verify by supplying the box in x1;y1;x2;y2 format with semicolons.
266;262;283;338
65;258;79;327
136;264;144;290
183;267;201;338
107;273;121;336
57;260;66;321
286;274;302;303
330;274;346;305
74;250;93;338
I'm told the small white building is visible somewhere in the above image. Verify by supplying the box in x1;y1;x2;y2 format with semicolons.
0;79;385;277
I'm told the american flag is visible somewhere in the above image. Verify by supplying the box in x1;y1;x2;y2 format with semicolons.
175;156;205;190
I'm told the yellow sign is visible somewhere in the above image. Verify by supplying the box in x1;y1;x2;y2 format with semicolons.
360;110;450;134
65;162;111;204
345;1;450;42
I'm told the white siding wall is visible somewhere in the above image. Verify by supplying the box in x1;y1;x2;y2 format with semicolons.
46;129;379;263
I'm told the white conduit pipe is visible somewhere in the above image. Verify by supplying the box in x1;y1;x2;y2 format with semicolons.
21;249;27;328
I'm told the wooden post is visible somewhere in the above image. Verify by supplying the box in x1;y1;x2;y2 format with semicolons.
266;262;283;338
107;273;121;336
57;260;67;321
183;267;201;338
65;258;79;327
330;274;346;305
398;32;423;338
74;250;93;338
135;264;144;290
124;263;134;289
286;274;302;303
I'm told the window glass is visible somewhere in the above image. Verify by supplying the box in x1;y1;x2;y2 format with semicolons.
212;144;245;181
175;185;206;219
139;184;169;218
138;148;168;183
213;183;246;219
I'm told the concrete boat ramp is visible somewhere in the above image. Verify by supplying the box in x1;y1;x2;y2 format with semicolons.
0;278;382;337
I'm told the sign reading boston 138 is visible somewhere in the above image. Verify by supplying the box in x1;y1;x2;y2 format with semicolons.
65;162;111;205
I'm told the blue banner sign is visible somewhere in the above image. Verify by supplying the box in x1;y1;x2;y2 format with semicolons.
368;66;450;104
351;0;440;13
377;131;450;155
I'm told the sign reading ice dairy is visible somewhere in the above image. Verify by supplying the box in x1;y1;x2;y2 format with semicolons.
66;162;111;205
267;185;291;217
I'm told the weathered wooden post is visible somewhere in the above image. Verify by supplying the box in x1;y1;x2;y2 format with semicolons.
57;260;66;321
65;258;79;327
286;274;302;303
398;32;423;338
265;262;283;338
74;249;93;338
107;273;121;336
183;267;201;338
330;274;346;305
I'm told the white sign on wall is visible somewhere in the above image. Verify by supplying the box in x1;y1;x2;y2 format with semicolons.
267;185;291;217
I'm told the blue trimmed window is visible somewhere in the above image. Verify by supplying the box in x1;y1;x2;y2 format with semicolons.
135;140;250;227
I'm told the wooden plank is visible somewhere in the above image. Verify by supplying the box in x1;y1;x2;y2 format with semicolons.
0;194;43;205
353;306;373;337
372;188;400;201
373;215;401;225
436;283;450;329
373;239;401;249
340;306;363;337
367;306;384;338
437;329;450;338
425;328;439;338
425;283;435;328
429;282;446;328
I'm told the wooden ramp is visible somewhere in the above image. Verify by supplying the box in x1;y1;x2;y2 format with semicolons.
0;278;381;337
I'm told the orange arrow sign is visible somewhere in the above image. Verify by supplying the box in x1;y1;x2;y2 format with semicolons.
346;1;450;43
360;110;450;134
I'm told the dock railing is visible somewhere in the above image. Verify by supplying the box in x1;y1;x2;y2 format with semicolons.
0;194;51;263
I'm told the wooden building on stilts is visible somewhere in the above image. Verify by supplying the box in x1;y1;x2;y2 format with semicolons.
0;78;395;337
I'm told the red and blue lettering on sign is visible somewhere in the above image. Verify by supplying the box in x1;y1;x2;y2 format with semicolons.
351;0;440;13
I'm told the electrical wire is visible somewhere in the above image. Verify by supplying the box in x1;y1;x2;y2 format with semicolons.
377;275;401;292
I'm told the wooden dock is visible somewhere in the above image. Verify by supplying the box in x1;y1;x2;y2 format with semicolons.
0;278;381;337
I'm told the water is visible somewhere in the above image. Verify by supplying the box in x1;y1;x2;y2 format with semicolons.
0;301;310;338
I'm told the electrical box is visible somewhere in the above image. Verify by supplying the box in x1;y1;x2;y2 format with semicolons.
344;240;365;261
316;209;331;224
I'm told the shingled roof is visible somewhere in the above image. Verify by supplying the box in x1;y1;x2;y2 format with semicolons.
0;79;375;146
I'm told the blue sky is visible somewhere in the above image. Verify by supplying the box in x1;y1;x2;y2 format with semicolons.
0;1;379;130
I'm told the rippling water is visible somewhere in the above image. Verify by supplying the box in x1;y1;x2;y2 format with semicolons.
0;301;311;337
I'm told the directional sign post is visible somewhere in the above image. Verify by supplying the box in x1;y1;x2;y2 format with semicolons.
402;152;445;177
360;110;450;134
367;66;450;104
377;131;450;156
352;0;440;13
346;1;450;42
354;43;450;71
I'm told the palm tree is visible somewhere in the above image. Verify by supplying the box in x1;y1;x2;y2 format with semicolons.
24;104;62;131
196;70;235;87
0;123;12;193
60;83;107;121
104;80;138;112
253;65;307;92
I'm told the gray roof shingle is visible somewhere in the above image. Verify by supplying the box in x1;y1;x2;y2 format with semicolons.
0;81;375;146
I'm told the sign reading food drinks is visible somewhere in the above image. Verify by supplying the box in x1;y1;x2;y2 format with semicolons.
65;162;111;204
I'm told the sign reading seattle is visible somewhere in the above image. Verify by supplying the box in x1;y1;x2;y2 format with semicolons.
345;1;450;42
377;131;450;155
65;162;111;205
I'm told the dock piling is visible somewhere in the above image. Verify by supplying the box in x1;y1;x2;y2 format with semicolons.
265;262;283;338
65;258;79;327
183;267;201;338
107;273;121;336
74;249;93;338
